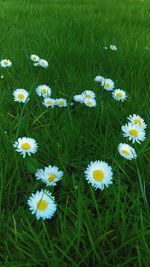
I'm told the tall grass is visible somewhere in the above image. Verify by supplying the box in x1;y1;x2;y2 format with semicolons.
0;0;150;266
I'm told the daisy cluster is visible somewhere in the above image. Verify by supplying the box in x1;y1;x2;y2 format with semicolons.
12;53;67;107
36;84;67;108
73;90;96;107
13;135;114;219
103;44;118;51
13;137;63;220
30;54;48;68
118;114;147;160
11;51;147;221
95;75;127;102
12;85;67;108
28;165;64;220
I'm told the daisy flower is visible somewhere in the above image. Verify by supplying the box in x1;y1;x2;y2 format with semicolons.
84;98;96;107
122;123;146;144
1;75;4;79
43;98;55;108
56;98;67;107
13;137;38;158
94;75;105;85
30;54;40;62
35;165;63;186
81;90;96;99
112;89;127;102
84;160;113;190
118;143;137;160
13;89;29;103
33;63;39;67
28;190;57;220
38;59;48;68
36;85;51;98
110;44;117;50
103;78;114;91
0;59;12;68
73;94;84;103
128;114;147;129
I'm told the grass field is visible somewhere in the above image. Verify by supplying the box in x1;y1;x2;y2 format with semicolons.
0;0;150;266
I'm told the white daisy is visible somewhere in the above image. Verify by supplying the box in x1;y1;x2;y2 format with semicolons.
110;45;117;50
56;98;67;107
128;114;147;129
84;160;113;190
100;78;106;86
81;90;96;99
30;54;40;62
94;75;104;83
38;59;48;68
84;98;96;107
28;190;57;220
36;85;51;98
35;165;63;187
1;59;12;68
112;89;127;102
33;63;39;67
43;98;55;108
118;143;137;160
13;137;38;158
13;89;29;103
1;75;4;79
73;94;84;103
122;123;146;144
103;78;114;91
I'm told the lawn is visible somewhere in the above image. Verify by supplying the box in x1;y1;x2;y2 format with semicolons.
0;0;150;266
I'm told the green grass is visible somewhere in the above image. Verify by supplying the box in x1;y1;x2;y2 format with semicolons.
0;0;150;266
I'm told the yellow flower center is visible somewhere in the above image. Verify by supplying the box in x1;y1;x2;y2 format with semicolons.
41;61;45;65
42;88;47;94
116;92;123;98
105;82;110;88
93;169;105;181
37;199;48;211
47;100;52;105
33;56;37;60
3;60;8;65
86;94;91;98
48;174;56;182
129;129;138;137
134;119;142;125
87;101;92;106
18;93;25;100
59;101;64;105
22;143;31;150
121;149;129;155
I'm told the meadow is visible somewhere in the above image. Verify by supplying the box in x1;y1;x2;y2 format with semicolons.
0;0;150;266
